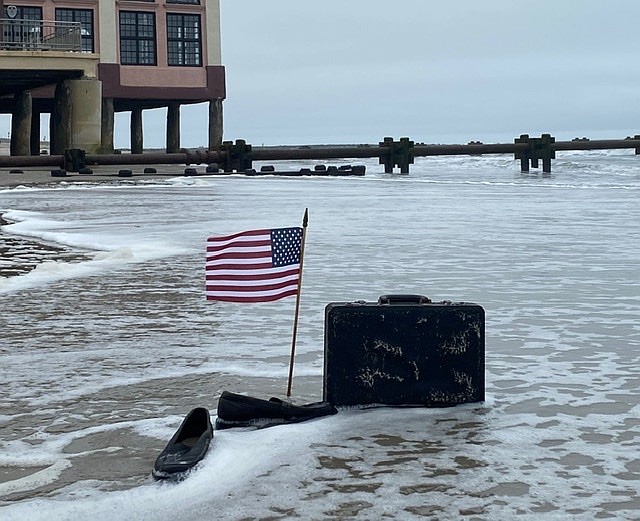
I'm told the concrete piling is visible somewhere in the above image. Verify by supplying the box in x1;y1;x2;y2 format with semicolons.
10;91;32;156
101;98;115;154
208;98;224;150
166;103;181;153
130;108;143;155
30;110;41;156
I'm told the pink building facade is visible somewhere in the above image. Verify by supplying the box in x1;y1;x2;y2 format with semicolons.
0;0;225;154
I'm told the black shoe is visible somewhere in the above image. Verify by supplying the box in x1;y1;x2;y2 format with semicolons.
215;391;338;430
152;407;213;480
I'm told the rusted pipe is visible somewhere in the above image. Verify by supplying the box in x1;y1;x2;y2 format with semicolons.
84;150;226;166
413;143;526;156
552;139;640;151
249;145;385;161
3;138;640;170
0;155;64;168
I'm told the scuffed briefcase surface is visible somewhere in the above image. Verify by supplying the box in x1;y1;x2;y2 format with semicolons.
324;295;485;407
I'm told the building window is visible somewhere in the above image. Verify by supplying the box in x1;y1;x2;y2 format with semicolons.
119;11;156;65
4;6;42;19
167;1;201;4
56;8;94;53
167;13;201;66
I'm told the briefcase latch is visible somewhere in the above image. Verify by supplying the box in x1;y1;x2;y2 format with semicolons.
378;294;432;305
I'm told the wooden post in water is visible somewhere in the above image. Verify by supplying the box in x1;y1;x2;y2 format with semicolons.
379;137;415;173
514;134;531;172
536;134;555;174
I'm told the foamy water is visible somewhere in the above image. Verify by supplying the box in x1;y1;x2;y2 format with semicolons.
1;151;639;520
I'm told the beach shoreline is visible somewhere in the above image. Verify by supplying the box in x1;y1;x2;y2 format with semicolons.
0;139;211;188
0;163;201;188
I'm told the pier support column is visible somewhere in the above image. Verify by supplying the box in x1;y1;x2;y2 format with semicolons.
101;98;115;154
131;107;143;154
50;78;102;154
30;109;41;156
51;82;71;155
166;102;180;153
10;91;32;156
69;78;102;154
208;98;223;150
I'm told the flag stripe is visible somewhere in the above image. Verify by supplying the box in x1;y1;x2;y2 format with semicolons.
205;226;302;303
206;239;271;253
206;267;299;281
207;228;271;244
207;250;272;262
205;262;274;271
206;288;299;303
206;278;299;293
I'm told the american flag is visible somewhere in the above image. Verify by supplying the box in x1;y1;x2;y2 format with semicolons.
205;227;303;303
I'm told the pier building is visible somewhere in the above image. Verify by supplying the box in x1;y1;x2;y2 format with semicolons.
0;0;225;155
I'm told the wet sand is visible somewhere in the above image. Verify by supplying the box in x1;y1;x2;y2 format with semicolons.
0;163;205;188
0;230;91;278
0;139;217;188
0;162;210;277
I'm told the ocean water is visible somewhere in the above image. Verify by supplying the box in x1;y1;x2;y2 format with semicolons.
0;151;639;520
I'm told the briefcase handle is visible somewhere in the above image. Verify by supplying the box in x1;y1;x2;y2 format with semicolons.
378;294;432;305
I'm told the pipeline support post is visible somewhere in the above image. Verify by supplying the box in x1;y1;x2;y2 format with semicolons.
514;134;531;172
64;149;86;172
534;134;555;173
514;134;555;173
379;137;415;173
221;139;252;172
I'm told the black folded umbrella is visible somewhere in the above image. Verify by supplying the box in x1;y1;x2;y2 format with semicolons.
152;407;213;480
215;391;338;430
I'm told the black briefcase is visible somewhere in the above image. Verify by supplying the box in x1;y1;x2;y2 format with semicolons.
323;295;485;407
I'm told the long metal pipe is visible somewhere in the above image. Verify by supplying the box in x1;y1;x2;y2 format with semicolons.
249;145;386;161
412;143;525;156
552;139;640;151
84;150;225;166
0;155;64;168
2;138;640;169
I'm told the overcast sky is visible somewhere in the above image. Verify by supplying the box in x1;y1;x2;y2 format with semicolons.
3;0;640;148
208;0;640;146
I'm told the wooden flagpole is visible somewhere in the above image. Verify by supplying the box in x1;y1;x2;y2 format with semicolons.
286;208;308;397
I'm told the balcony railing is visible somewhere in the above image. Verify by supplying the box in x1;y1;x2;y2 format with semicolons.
1;18;82;52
